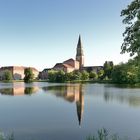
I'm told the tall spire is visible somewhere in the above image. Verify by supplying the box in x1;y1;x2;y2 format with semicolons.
77;35;82;48
76;35;84;69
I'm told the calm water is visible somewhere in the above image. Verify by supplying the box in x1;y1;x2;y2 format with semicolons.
0;82;140;140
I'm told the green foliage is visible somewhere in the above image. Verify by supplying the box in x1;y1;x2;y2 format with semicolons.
86;128;120;140
121;0;140;57
7;133;14;140
81;70;89;80
70;71;81;81
112;61;139;84
3;70;13;82
98;70;104;80
24;68;34;83
48;70;58;82
48;70;66;82
55;70;66;82
111;64;127;84
103;61;114;79
0;132;14;140
48;70;91;82
65;72;74;81
89;71;98;80
0;132;4;140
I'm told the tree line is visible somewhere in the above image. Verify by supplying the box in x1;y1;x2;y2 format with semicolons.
2;59;140;84
47;61;112;83
47;58;140;84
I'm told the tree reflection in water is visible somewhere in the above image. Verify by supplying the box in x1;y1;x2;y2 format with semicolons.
0;86;39;96
24;87;34;95
104;85;140;107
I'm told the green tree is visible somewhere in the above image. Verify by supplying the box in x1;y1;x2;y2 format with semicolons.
55;70;66;83
72;71;82;80
24;68;34;83
48;70;66;82
81;70;89;80
48;70;58;82
98;70;104;80
112;63;138;84
89;71;98;80
3;70;13;82
121;0;140;57
103;61;114;79
65;72;74;81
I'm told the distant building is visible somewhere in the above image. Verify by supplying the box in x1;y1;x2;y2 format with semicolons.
39;68;52;80
0;66;39;80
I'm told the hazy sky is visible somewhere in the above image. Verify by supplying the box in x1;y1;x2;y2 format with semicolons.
0;0;132;71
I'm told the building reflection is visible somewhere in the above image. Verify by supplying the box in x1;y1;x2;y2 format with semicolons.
42;84;84;126
0;83;84;125
0;86;39;96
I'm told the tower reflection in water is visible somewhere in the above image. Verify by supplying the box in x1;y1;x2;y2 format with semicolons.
43;84;84;126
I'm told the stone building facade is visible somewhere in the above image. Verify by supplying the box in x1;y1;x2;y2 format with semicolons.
0;66;39;80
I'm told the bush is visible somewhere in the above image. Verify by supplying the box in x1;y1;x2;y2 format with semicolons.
86;128;120;140
89;71;98;80
81;70;89;80
3;70;13;82
24;68;34;83
98;70;104;80
111;63;138;84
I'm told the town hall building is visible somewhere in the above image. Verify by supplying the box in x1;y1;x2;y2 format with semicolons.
39;35;103;79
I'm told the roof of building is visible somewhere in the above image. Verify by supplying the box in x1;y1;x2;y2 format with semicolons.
53;63;63;68
42;68;52;72
28;67;39;72
63;58;75;63
54;63;74;69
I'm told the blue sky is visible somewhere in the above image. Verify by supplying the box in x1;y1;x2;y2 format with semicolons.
0;0;132;71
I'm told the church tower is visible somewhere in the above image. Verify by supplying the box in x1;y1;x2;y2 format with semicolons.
76;35;84;69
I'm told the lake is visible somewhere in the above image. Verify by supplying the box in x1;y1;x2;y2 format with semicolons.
0;82;140;140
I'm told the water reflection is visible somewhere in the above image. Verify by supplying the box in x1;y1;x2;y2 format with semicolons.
42;84;84;126
0;86;39;96
0;83;140;140
104;85;140;107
